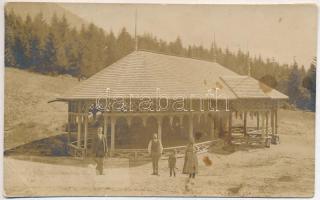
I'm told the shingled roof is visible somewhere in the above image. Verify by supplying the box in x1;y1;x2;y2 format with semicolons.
220;76;288;99
57;50;288;101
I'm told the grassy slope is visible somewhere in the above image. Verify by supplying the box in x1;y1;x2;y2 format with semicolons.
4;67;78;150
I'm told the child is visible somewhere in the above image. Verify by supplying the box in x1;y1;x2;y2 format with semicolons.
168;149;177;177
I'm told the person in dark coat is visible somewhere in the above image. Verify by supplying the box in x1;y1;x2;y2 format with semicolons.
92;126;108;175
183;139;198;178
148;133;163;175
168;149;177;177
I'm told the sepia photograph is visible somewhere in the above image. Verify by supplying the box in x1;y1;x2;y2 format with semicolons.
3;1;317;198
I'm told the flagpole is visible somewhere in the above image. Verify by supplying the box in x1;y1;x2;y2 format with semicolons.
135;8;138;51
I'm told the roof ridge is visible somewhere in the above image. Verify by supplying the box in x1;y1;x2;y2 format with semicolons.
137;49;220;65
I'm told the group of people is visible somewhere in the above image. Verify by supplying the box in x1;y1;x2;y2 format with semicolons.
92;127;199;179
148;133;199;178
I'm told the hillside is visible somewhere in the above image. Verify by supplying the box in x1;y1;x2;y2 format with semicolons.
5;2;87;29
4;68;78;150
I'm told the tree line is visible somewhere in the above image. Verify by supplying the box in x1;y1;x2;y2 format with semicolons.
5;10;316;111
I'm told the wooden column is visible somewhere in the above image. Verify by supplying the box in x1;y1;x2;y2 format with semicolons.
84;113;88;153
244;112;247;136
110;116;116;156
67;103;71;144
189;113;194;141
77;115;81;148
266;111;269;133
257;112;260;130
271;110;275;136
157;116;163;143
67;113;71;145
275;109;278;135
104;114;108;147
211;114;215;138
77;102;82;148
228;111;232;144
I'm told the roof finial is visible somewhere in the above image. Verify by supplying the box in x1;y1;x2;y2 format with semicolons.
134;8;138;51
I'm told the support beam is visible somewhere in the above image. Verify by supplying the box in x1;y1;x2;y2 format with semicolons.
211;114;215;138
228;111;232;144
77;102;82;148
84;114;88;152
244;112;247;136
77;115;81;148
104;114;108;145
67;103;71;145
271;109;275;136
266;111;269;133
67;113;71;145
257;112;260;130
110;117;116;156
189;113;194;141
275;109;278;136
271;108;279;145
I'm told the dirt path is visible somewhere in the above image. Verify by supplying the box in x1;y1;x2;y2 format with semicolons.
4;133;314;197
4;109;315;197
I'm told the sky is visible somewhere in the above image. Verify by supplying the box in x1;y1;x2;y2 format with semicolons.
61;3;317;68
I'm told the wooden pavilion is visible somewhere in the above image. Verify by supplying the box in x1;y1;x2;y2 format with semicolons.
52;50;288;159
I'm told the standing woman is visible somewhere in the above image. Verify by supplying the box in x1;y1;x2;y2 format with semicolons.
183;139;198;178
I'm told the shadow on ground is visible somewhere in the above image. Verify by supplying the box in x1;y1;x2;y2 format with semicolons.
4;133;265;168
4;133;151;168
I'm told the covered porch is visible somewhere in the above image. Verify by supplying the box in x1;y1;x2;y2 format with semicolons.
65;99;230;160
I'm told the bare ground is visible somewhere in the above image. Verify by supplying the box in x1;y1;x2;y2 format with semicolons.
4;110;315;197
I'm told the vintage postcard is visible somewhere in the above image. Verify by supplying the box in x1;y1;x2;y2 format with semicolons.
3;2;317;198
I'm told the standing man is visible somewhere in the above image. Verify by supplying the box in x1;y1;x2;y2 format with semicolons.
148;133;163;175
93;126;108;175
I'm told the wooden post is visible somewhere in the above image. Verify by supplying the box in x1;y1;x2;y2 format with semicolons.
84;113;88;155
110;116;116;156
211;114;215;138
266;111;269;133
77;102;82;148
228;111;232;144
271;109;275;137
157;116;163;143
67;103;71;145
104;114;108;148
189;113;194;141
275;109;278;136
257;112;260;130
77;116;81;148
265;111;270;147
67;114;71;145
244;111;247;136
272;109;279;145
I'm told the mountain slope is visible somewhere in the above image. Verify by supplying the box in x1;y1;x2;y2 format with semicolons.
4;68;79;150
5;2;88;29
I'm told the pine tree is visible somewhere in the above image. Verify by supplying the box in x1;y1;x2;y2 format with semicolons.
302;57;316;111
169;36;183;56
5;11;16;67
287;61;303;106
117;27;134;58
43;32;57;73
